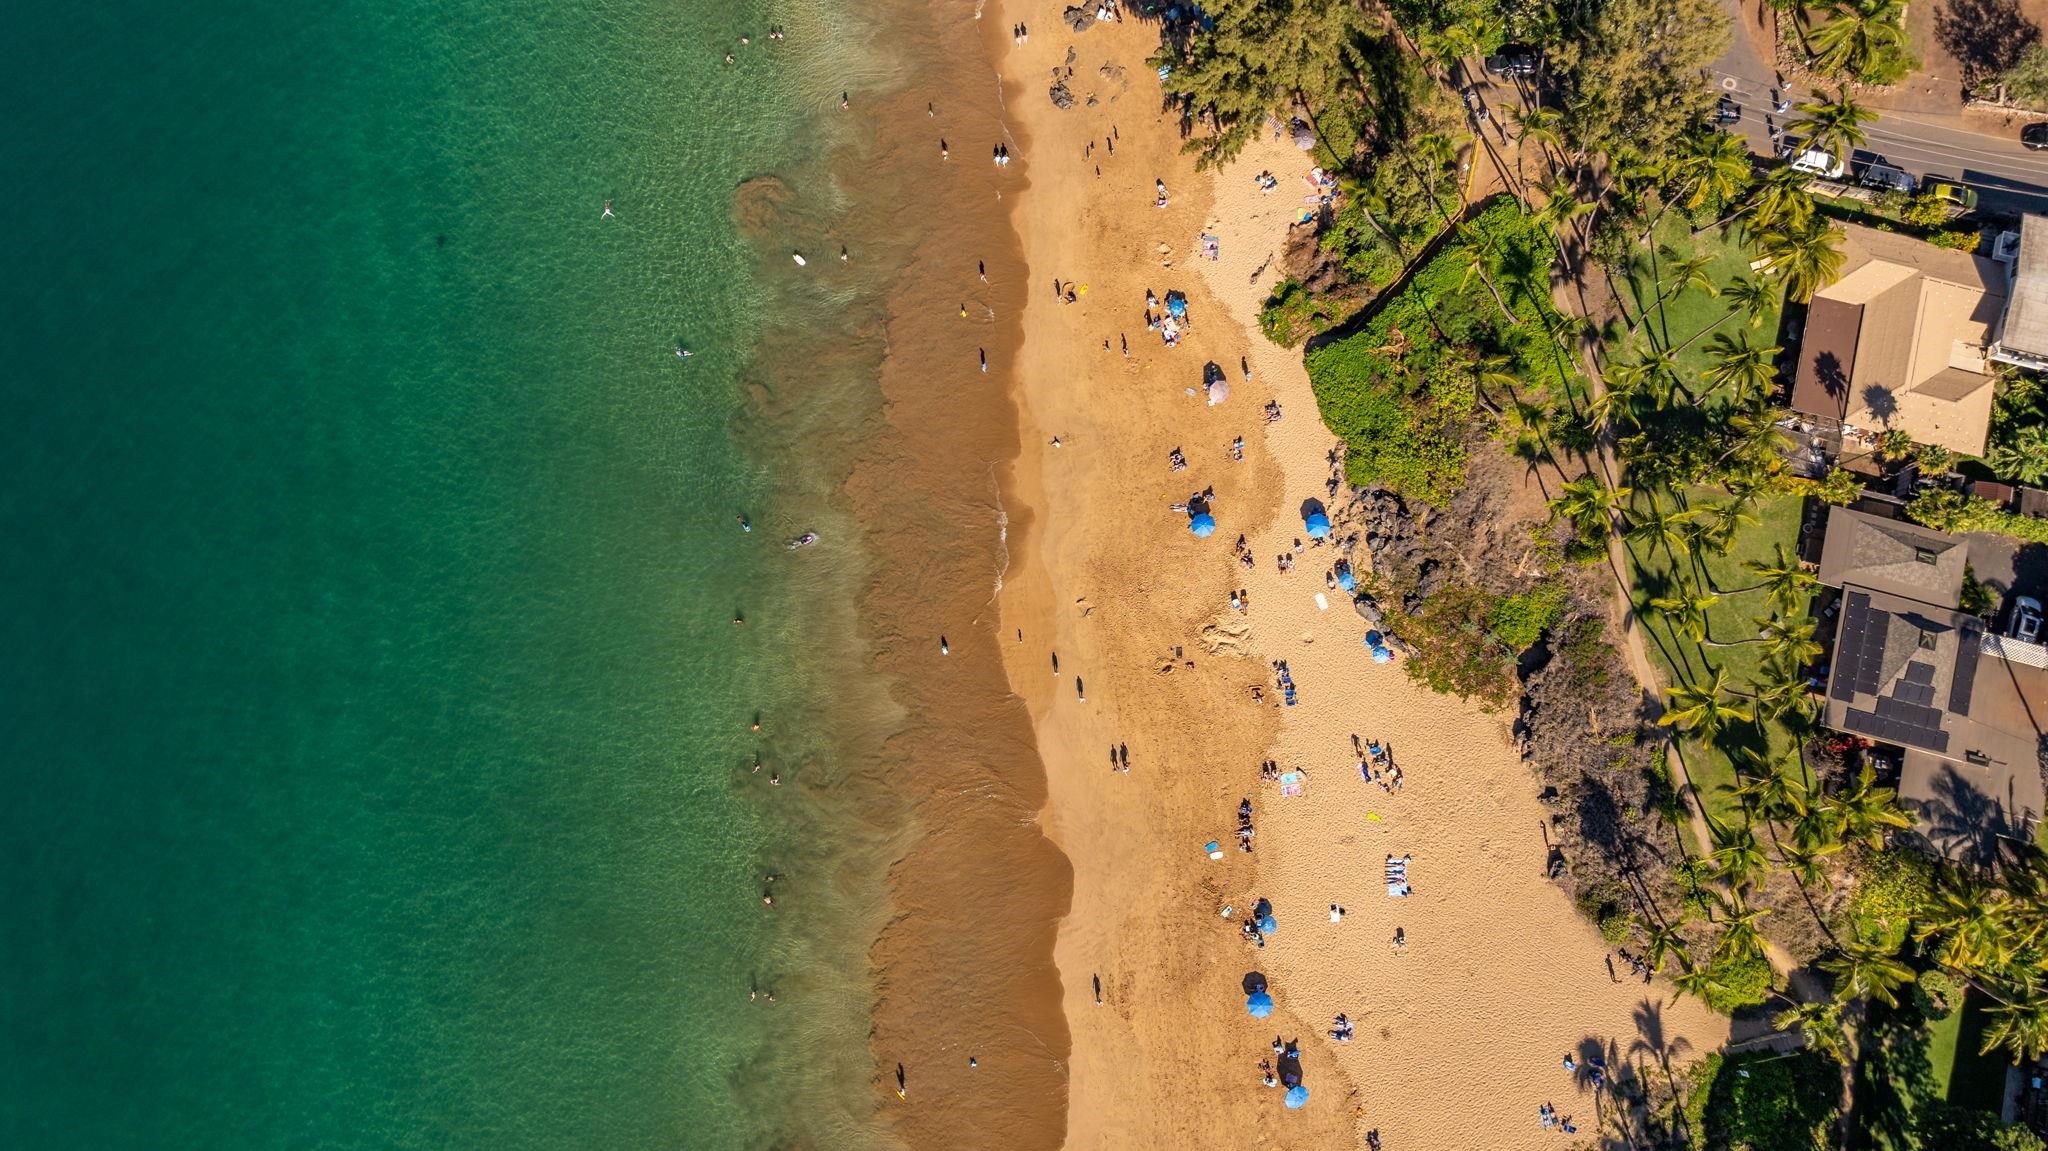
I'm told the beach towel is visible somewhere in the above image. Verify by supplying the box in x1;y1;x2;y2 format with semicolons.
1278;771;1304;798
1204;840;1224;860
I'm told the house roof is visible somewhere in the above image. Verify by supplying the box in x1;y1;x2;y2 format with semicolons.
1998;213;2048;362
1789;296;1860;421
1815;506;1968;608
1789;223;2006;455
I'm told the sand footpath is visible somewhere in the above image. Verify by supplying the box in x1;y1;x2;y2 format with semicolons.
989;9;1727;1149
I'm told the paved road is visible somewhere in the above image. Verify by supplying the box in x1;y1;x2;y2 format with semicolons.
1706;0;2048;215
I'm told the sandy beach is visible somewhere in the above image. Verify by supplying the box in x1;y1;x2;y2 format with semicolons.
986;8;1730;1148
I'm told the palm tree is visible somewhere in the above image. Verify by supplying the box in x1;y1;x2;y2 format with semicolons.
1750;650;1822;726
1723;276;1781;330
1645;917;1694;975
1775;1000;1849;1062
1678;129;1754;211
1706;165;1814;235
1984;990;2048;1064
1548;474;1628;538
1456;228;1521;327
1757;215;1846;304
1702;333;1782;407
1661;249;1720;303
1758;615;1823;663
1792;90;1872;162
1697;499;1761;557
1917;871;2014;971
1987;424;2048;486
1660;664;1755;740
1737;543;1819;614
1627;500;1700;560
1808;0;1913;83
1821;941;1914;1006
1652;586;1724;644
1711;826;1772;893
1731;749;1810;819
1825;762;1913;849
1715;896;1773;961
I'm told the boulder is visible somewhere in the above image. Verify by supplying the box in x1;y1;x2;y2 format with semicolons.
1063;5;1095;32
1049;82;1075;110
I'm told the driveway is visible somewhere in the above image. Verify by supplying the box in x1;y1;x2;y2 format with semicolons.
1708;0;2048;214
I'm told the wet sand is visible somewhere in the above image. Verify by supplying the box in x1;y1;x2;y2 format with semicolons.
988;11;1729;1151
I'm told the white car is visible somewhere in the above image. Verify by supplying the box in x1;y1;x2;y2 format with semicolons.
2012;596;2044;644
1788;148;1846;179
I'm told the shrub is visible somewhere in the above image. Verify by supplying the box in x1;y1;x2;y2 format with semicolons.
1901;191;1954;229
1930;226;1985;252
1487;580;1569;651
1847;847;1935;949
1598;906;1633;945
1816;467;1864;505
1916;968;1962;1019
1259;279;1325;347
1913;1102;2048;1151
1908;487;2048;545
1389;582;1518;707
2003;43;2048;109
1698;951;1775;1014
1689;1050;1840;1151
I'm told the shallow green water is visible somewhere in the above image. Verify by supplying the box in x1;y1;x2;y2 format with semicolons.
0;1;889;1147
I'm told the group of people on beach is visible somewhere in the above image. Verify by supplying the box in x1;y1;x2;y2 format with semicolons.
721;26;785;65
1352;733;1401;791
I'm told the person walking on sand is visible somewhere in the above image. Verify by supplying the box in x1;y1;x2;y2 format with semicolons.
978;260;986;281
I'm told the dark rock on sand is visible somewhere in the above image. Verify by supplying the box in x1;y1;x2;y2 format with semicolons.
1049;82;1075;110
1063;5;1096;32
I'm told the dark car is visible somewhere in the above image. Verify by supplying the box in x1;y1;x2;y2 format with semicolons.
1715;95;1742;123
1858;156;1916;194
1484;45;1539;78
2024;122;2048;150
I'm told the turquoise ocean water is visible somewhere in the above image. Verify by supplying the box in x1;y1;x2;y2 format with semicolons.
2;1;905;1147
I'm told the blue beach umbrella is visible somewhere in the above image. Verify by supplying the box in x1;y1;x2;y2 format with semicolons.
1285;1085;1309;1109
1189;513;1217;537
1246;991;1274;1018
1258;913;1278;935
1304;512;1331;538
1336;570;1356;592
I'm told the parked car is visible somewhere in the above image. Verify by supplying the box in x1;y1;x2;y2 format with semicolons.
1715;95;1742;123
1788;147;1846;179
2024;123;2048;150
1923;178;1979;211
2012;596;2045;644
1858;157;1916;194
1483;45;1540;78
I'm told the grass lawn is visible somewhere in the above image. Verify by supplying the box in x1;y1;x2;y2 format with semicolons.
1624;490;1808;831
1856;995;1968;1150
1610;213;1785;386
1949;993;2014;1116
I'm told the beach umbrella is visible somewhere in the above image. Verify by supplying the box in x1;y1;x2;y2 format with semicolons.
1246;991;1274;1018
1207;378;1229;406
1304;512;1331;538
1371;645;1392;664
1285;1085;1310;1109
1189;513;1217;537
1258;913;1277;935
1336;570;1356;592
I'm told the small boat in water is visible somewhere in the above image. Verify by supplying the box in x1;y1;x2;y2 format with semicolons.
786;532;818;550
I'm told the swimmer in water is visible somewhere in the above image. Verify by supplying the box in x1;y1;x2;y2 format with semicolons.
677;347;692;358
602;199;614;218
736;514;750;531
840;246;849;261
840;92;849;109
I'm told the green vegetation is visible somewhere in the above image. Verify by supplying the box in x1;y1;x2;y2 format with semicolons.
1684;1050;1841;1151
1385;575;1571;708
1856;990;1970;1149
1259;279;1338;347
1802;0;1916;86
1987;369;2048;486
1907;488;2048;546
2003;43;2048;111
1306;197;1585;505
1626;491;1806;827
1486;580;1569;650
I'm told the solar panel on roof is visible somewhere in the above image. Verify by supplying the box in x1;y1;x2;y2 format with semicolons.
1896;681;1935;707
1903;661;1935;685
1950;620;1983;717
